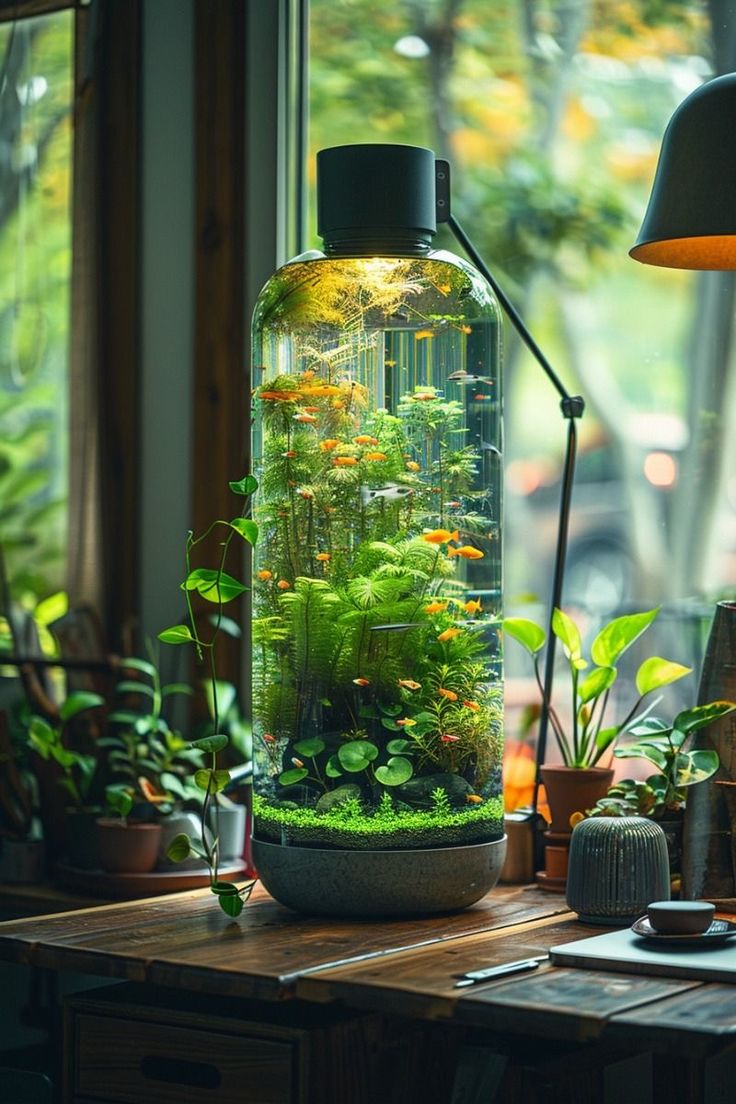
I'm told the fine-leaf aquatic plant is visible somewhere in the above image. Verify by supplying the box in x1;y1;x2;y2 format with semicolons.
157;475;259;917
503;607;693;768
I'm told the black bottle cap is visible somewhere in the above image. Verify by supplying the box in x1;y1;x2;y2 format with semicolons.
317;144;437;253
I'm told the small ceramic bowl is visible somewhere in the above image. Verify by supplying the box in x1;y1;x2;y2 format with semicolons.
647;900;715;935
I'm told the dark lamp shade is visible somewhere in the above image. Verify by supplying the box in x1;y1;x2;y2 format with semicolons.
630;72;736;270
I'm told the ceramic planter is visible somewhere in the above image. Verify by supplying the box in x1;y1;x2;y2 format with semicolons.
96;819;162;874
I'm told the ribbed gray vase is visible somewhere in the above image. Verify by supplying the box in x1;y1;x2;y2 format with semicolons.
566;817;670;925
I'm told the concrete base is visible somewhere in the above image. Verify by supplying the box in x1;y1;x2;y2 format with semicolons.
252;835;507;918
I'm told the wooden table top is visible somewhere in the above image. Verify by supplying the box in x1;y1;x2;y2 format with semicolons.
0;882;734;1056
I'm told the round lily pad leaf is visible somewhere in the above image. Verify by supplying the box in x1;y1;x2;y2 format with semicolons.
375;757;413;786
386;738;414;755
325;755;343;778
278;767;309;786
293;737;326;757
337;740;379;772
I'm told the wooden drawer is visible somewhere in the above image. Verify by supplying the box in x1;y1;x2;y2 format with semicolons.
73;1012;294;1104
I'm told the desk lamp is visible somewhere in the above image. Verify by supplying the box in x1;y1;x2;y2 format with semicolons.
630;71;736;904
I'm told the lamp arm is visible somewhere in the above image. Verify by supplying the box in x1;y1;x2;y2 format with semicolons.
444;213;584;805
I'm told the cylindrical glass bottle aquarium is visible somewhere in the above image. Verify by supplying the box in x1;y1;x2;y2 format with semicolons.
250;145;505;915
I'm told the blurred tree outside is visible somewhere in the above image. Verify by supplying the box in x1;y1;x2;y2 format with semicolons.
0;11;73;618
308;0;736;616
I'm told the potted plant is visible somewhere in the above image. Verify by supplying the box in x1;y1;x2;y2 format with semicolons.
95;653;204;874
27;690;105;869
504;606;694;885
576;700;736;873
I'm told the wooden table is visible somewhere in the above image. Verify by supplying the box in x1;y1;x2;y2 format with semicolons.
0;883;734;1103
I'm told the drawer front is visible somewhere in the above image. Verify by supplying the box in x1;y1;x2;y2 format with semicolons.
74;1013;294;1104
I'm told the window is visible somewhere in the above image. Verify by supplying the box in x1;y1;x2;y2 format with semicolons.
307;0;734;637
0;8;73;609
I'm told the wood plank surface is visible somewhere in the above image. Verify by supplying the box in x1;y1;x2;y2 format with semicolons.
297;914;698;1042
608;983;736;1055
0;883;570;1001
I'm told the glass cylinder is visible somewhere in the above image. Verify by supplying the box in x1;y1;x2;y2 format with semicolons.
250;146;503;858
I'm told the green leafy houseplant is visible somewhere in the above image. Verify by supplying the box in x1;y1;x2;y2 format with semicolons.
158;475;259;917
583;701;736;820
100;652;203;812
28;690;105;810
503;607;693;768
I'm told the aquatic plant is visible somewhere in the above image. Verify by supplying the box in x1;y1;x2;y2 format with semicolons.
251;253;504;850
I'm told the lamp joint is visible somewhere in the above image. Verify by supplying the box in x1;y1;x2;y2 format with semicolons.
561;395;585;419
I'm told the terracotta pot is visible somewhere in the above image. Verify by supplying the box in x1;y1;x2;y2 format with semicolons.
540;766;614;835
96;819;162;874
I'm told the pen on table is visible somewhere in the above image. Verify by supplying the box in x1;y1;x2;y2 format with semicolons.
453;955;549;989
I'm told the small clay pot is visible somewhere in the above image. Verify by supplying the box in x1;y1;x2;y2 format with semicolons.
96;819;162;874
647;899;715;934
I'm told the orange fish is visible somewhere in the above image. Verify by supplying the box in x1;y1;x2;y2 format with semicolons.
421;528;459;544
291;758;304;768
398;679;421;690
294;413;318;424
282;450;297;458
463;599;482;614
301;384;342;397
332;456;358;466
405;461;421;472
263;733;276;743
352;677;370;687
316;552;331;562
396;718;417;727
441;733;460;744
448;545;484;560
424;601;449;615
411;392;438;401
297;488;314;499
364;452;388;462
256;570;272;581
473;395;491;401
303;406;321;413
414;329;434;340
466;794;483;804
437;627;462;642
260;390;299;401
438;688;458;701
277;580;291;590
463;700;480;712
320;439;341;451
353;435;379;446
459;324;472;334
